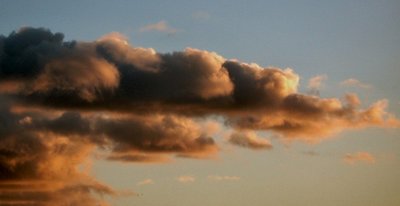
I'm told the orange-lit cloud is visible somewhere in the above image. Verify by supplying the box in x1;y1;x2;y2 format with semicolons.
344;152;376;165
0;27;399;204
228;131;272;150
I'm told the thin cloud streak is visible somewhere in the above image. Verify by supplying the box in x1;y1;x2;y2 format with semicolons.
208;175;240;181
137;179;154;186
344;152;376;165
340;78;372;89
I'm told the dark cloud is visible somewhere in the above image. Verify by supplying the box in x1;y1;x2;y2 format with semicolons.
0;27;398;204
96;114;218;156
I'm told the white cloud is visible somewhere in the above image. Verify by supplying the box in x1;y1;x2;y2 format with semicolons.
139;20;178;34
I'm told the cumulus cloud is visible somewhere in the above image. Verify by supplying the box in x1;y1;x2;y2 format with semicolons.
139;21;179;34
340;78;372;89
344;152;376;164
177;175;195;183
0;27;399;204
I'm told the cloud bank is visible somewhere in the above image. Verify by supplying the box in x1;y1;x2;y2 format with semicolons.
0;27;398;204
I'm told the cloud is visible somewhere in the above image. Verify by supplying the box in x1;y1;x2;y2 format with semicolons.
228;131;272;150
139;21;179;34
307;74;327;96
177;175;195;183
340;78;372;89
308;74;327;90
0;27;399;204
137;179;154;186
207;175;240;181
344;152;376;164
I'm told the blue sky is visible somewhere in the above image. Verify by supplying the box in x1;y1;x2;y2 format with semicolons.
0;0;399;205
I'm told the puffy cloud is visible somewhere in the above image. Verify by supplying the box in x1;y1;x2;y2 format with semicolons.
139;21;179;34
343;152;376;165
0;113;116;205
96;114;219;159
228;131;272;150
0;27;399;204
229;94;399;142
340;78;372;89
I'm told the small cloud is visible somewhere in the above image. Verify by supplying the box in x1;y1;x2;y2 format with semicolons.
307;75;327;96
137;179;154;186
308;75;327;90
208;175;240;181
139;20;179;34
18;116;32;125
192;11;210;21
343;152;376;165
177;175;195;183
228;131;272;150
340;78;372;89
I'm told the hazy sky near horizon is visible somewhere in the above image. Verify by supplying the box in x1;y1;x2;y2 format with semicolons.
0;1;399;206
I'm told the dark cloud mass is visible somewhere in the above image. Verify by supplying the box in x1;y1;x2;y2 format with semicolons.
0;27;398;205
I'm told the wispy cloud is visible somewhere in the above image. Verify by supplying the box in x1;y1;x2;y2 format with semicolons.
208;175;240;181
308;74;327;90
340;78;372;89
139;20;179;34
343;152;376;165
137;179;154;186
177;176;195;183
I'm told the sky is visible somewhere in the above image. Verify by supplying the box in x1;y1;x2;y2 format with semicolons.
0;0;399;206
